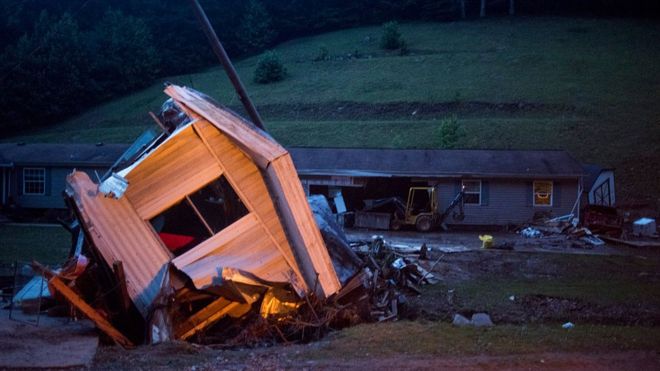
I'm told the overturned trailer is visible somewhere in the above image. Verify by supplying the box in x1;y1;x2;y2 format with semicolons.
56;85;363;345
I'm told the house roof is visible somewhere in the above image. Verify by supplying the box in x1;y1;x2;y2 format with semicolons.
0;143;128;167
288;147;585;178
582;163;614;190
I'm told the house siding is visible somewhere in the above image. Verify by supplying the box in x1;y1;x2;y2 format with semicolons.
433;178;579;225
12;166;108;209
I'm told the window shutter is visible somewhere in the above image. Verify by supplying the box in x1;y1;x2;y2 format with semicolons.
553;181;561;207
45;168;52;196
481;181;489;206
17;167;23;196
526;181;533;206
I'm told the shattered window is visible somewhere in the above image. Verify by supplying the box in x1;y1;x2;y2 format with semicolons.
533;181;553;207
150;175;248;255
461;180;481;205
23;168;46;195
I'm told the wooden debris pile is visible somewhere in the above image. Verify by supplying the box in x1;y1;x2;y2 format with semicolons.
519;213;605;248
27;86;437;348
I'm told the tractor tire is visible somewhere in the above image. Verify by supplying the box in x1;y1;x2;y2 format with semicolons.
390;218;402;231
415;215;433;232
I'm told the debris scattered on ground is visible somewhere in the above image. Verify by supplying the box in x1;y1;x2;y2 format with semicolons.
451;312;494;327
18;86;439;349
471;313;494;327
633;218;657;237
518;214;605;249
562;322;575;329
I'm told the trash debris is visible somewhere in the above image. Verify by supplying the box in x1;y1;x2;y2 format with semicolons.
562;322;575;329
633;218;657;237
471;313;494;327
479;234;493;248
521;227;542;238
451;312;493;327
32;86;438;347
452;313;471;326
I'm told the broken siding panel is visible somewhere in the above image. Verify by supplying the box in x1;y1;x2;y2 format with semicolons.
66;171;170;317
191;120;307;293
172;213;259;267
178;226;290;290
267;155;342;298
124;126;223;219
165;85;287;168
436;178;579;225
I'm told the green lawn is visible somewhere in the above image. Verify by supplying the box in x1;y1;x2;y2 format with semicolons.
5;17;660;204
301;322;660;360
0;225;70;265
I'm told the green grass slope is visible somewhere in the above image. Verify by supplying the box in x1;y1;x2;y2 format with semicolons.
7;17;660;205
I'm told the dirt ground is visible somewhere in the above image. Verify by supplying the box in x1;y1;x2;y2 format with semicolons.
3;230;660;369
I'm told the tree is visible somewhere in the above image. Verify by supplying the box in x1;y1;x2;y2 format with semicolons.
0;12;93;131
253;50;286;84
91;9;160;95
380;21;404;50
235;0;276;54
437;116;464;148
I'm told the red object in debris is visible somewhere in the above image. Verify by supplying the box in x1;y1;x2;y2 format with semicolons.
159;233;195;252
583;205;622;236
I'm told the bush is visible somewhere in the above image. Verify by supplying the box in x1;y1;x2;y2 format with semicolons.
437;116;464;149
380;21;403;50
253;51;287;84
313;46;330;61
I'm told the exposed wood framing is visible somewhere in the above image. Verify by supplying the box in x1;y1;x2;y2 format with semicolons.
48;276;134;348
175;297;250;340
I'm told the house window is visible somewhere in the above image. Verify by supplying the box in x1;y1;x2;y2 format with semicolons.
533;181;553;206
593;179;611;206
150;175;248;256
23;168;46;195
462;180;481;205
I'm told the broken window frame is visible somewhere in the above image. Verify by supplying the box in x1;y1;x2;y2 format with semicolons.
149;174;249;255
461;180;481;205
593;179;611;206
23;167;46;195
533;180;553;207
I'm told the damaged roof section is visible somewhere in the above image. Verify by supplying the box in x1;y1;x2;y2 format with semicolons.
65;85;343;331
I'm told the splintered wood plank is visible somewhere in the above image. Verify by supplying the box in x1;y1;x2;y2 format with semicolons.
267;154;341;298
124;125;223;219
165;85;287;169
175;297;250;340
48;276;134;349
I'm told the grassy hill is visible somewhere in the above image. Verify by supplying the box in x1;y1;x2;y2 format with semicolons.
6;17;660;205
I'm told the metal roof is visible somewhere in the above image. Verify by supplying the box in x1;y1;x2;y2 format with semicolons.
288;147;585;178
0;143;128;167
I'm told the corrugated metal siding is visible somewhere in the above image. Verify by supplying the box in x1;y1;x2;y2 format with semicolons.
124;125;223;219
66;171;172;318
436;178;579;225
192;120;308;295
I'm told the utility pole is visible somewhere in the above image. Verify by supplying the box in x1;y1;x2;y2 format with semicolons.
188;0;266;131
480;0;486;17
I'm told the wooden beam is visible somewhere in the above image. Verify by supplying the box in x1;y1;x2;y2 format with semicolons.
48;276;134;349
175;297;250;340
